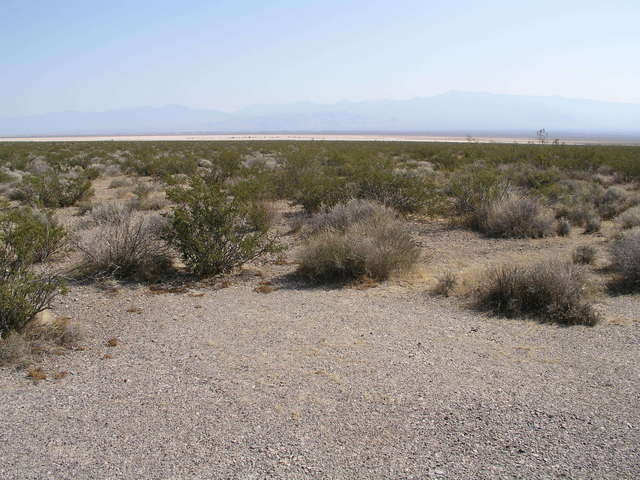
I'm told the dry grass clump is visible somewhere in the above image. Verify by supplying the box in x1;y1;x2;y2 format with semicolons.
108;177;131;189
609;228;640;291
573;245;597;265
0;314;82;367
615;206;640;230
297;200;419;283
136;192;169;211
475;192;556;239
475;261;600;326
432;271;457;297
307;199;390;234
75;208;172;281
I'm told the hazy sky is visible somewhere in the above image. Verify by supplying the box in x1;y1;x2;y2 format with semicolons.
2;0;639;116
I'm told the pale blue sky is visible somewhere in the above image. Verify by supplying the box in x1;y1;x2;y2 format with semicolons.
2;0;639;116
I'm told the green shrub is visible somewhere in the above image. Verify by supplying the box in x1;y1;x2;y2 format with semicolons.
290;171;354;213
297;201;419;282
19;170;93;208
0;244;65;336
166;178;281;276
476;261;600;326
448;163;507;216
0;206;67;263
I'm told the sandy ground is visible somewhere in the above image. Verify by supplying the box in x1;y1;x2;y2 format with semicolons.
2;133;639;145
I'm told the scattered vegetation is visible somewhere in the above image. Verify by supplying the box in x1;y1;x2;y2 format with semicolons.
616;206;640;230
75;208;171;281
474;192;556;239
475;261;600;326
0;204;67;263
165;178;281;276
609;228;640;291
297;200;419;282
1;139;640;351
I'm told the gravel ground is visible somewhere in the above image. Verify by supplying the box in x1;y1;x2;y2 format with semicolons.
2;181;639;479
1;277;639;479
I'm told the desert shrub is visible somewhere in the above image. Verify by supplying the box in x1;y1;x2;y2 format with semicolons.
573;245;597;265
104;164;122;176
448;163;508;216
307;198;390;234
0;330;31;366
0;206;67;263
75;210;171;280
351;167;443;214
475;261;600;326
584;214;601;234
297;202;419;282
19;170;93;208
1;312;82;366
166;178;281;276
203;149;244;184
137;192;169;211
0;249;65;336
556;203;596;227
597;186;630;219
556;218;571;236
609;228;640;290
433;271;457;297
109;178;131;189
475;192;555;238
90;201;132;222
247;201;280;231
290;171;354;213
504;163;564;198
616;206;640;230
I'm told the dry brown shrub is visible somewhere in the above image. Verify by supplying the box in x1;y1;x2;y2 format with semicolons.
475;261;600;326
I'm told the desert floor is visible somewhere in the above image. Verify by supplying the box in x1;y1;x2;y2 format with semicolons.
1;191;639;479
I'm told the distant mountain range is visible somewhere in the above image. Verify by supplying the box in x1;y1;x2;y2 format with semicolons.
1;92;639;137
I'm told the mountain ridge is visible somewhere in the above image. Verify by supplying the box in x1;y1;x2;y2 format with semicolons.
2;92;639;137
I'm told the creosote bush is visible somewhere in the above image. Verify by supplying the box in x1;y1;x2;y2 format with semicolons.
609;228;640;290
0;207;66;336
19;170;93;208
475;261;600;326
166;178;281;276
297;200;419;282
0;205;67;263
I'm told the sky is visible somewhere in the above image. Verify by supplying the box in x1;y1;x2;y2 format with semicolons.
1;0;639;116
